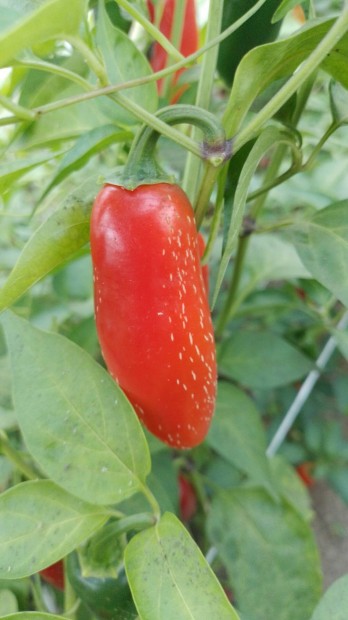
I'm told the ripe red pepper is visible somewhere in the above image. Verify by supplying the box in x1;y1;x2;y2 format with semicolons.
147;0;199;100
39;561;64;590
178;474;197;521
91;182;217;449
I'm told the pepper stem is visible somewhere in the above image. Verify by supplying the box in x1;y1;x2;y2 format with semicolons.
122;104;231;189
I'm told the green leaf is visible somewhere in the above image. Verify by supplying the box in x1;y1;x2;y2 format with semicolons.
0;181;95;311
207;488;322;620
291;200;348;307
1;311;151;505
125;512;240;620
329;80;348;124
244;233;310;284
95;0;157;125
269;455;313;521
0;480;107;579
219;330;313;389
213;126;289;305
0;152;64;197
310;574;348;620
231;233;310;311
0;0;86;68
331;328;348;360
207;382;275;497
41;125;132;199
225;17;348;136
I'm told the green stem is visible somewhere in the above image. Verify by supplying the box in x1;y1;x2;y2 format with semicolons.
139;484;161;521
194;165;221;228
215;236;249;339
246;163;298;203
65;35;109;86
247;117;341;203
0;95;36;121
116;0;184;63
302;120;341;170
122;104;229;188
183;0;224;203
0;431;38;480
13;58;93;91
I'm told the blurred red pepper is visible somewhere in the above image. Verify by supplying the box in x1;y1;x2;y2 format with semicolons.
179;474;197;521
147;0;198;101
296;462;315;487
39;560;64;590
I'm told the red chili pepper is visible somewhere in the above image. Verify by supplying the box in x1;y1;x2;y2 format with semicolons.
39;560;64;590
147;0;199;100
296;462;315;487
91;182;217;449
178;474;197;521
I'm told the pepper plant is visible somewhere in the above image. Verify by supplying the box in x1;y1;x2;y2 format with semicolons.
0;0;348;619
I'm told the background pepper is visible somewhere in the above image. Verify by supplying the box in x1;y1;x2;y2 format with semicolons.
147;0;199;100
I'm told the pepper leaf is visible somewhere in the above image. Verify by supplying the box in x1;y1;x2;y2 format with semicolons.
207;488;322;620
1;311;151;505
0;480;107;579
309;575;348;620
125;512;240;620
291;199;348;308
0;179;96;312
207;382;276;498
0;0;86;68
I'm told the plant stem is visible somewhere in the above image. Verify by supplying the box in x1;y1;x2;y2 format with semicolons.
0;431;38;480
215;236;249;339
13;57;93;91
65;36;109;86
140;483;161;521
183;0;224;203
194;164;221;227
0;95;36;121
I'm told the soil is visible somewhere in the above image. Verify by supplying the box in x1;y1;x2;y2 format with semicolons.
310;481;348;589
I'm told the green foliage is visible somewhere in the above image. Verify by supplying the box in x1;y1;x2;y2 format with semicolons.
207;487;322;620
0;0;348;618
1;311;151;505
